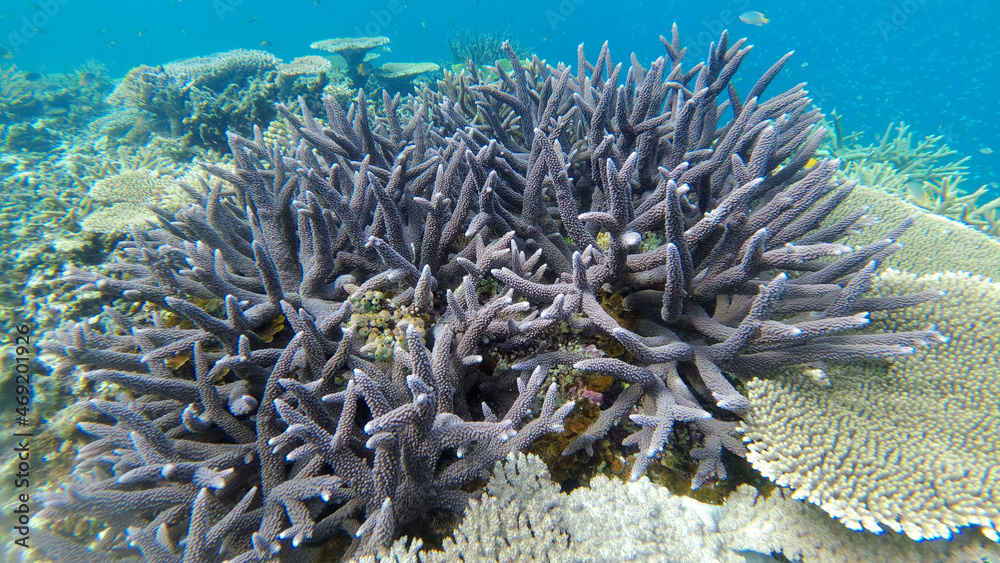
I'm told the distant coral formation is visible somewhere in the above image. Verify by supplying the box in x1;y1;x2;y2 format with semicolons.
80;169;192;234
103;49;326;151
830;118;1000;236
448;28;531;67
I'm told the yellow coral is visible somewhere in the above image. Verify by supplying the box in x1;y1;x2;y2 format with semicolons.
346;290;428;361
595;231;611;251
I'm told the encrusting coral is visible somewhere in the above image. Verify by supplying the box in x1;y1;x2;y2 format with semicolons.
826;184;1000;279
35;28;949;562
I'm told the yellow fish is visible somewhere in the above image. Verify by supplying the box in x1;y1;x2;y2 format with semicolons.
259;40;272;46
739;10;770;26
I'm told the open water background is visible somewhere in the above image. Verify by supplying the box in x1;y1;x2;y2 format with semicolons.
2;0;998;188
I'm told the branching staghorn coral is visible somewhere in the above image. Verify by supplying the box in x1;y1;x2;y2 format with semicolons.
105;49;329;152
830;116;1000;237
448;28;531;68
831;119;969;183
0;63;36;122
38;27;945;562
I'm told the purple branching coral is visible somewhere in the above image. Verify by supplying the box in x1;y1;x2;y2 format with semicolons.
38;27;942;562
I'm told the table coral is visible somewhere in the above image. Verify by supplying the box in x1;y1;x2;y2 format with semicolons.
80;169;193;234
827;184;1000;279
743;270;1000;542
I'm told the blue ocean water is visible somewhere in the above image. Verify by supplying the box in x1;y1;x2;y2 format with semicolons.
2;0;998;186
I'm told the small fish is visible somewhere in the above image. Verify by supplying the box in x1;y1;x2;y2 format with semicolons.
248;16;258;23
804;157;818;168
314;0;321;5
137;28;147;36
107;40;118;48
420;20;427;28
259;40;272;46
980;147;994;154
79;72;97;87
739;10;770;26
906;181;928;202
96;29;106;35
1;53;12;60
357;61;373;76
23;72;41;81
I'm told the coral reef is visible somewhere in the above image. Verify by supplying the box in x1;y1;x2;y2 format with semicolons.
825;184;1000;279
743;269;1000;542
311;37;390;88
276;56;332;79
0;63;37;122
830;118;1000;236
372;62;441;94
832;119;969;184
33;27;949;561
448;28;531;68
720;482;1000;563
1;61;113;151
366;453;1000;562
79;170;192;234
309;36;440;94
104;49;327;152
